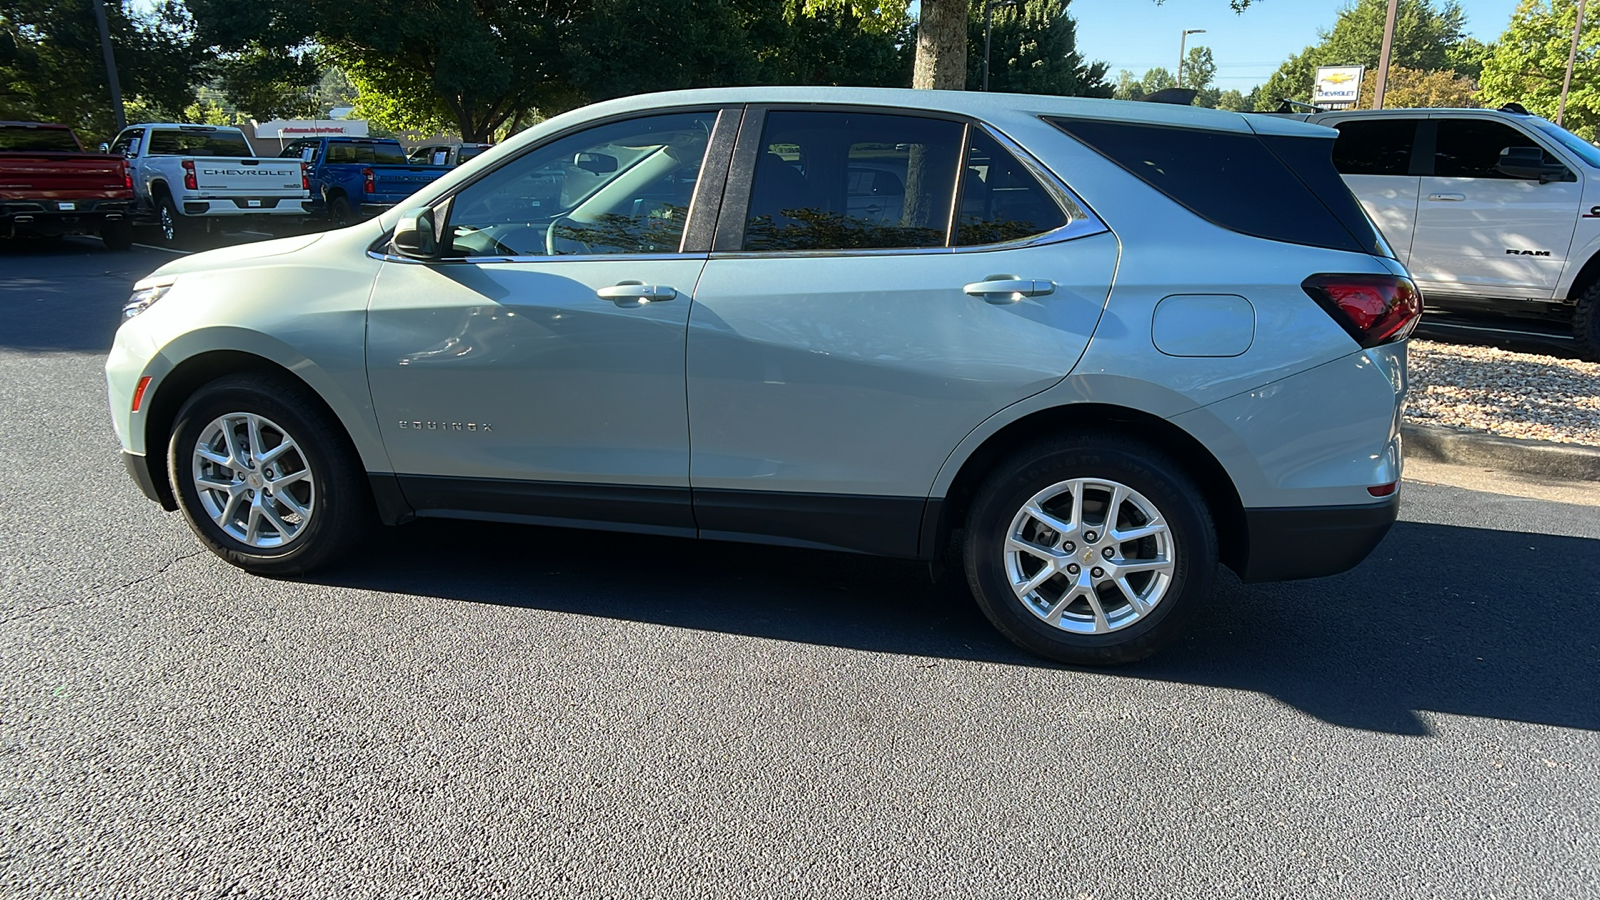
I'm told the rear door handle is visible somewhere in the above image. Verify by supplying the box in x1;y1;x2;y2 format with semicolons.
1426;193;1466;202
963;276;1057;304
597;282;677;305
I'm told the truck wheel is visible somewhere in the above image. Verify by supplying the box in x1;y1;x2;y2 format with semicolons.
168;373;374;576
156;194;183;244
1576;282;1600;362
328;195;353;227
101;219;134;251
962;433;1218;666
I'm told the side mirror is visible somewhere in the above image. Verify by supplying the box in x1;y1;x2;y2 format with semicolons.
392;208;439;259
98;142;110;153
1496;146;1569;183
574;152;618;174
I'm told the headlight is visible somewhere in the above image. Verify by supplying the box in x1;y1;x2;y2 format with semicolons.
122;284;171;320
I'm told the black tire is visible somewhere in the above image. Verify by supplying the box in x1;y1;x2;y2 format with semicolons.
156;192;183;244
167;374;373;576
1575;281;1600;362
962;432;1218;666
101;218;133;251
328;195;353;227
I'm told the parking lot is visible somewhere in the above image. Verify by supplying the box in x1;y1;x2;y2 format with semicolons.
2;236;1598;898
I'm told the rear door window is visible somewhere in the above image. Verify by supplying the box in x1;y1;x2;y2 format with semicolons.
956;129;1068;245
741;111;964;251
1330;118;1420;176
1433;119;1558;179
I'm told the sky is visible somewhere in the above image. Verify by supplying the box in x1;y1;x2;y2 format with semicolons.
1072;0;1525;91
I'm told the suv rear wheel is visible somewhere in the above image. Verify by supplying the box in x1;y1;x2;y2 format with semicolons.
168;374;372;575
963;434;1218;666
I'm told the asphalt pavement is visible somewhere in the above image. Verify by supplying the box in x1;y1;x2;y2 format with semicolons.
2;238;1597;899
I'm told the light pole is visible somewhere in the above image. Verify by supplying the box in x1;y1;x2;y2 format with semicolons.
1177;29;1206;88
983;0;1017;92
1372;0;1399;109
1559;0;1588;125
92;0;125;131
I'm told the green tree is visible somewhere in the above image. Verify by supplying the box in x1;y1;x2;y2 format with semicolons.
1141;66;1178;93
1255;0;1469;109
1215;87;1249;109
1356;63;1477;107
1113;69;1146;101
964;0;1110;96
1479;0;1600;139
1180;44;1217;90
0;0;207;140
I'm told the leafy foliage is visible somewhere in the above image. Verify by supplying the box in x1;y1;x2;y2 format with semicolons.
964;0;1110;96
1254;0;1470;109
1356;63;1477;107
1478;0;1600;139
0;0;207;140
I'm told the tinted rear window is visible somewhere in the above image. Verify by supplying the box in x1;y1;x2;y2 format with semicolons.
1046;117;1383;256
148;129;253;157
1331;118;1419;176
326;141;408;165
0;126;81;152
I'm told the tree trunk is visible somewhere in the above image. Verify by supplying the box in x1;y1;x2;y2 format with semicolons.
913;0;969;90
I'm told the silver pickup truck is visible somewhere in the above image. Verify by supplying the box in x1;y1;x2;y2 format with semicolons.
107;124;311;243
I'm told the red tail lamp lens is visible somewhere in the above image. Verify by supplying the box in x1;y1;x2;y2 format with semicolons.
1302;274;1421;348
1368;482;1398;498
362;167;374;193
181;159;197;191
301;162;309;191
131;376;152;412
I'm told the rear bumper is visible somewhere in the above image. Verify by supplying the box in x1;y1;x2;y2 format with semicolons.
1234;494;1400;582
177;198;311;217
2;199;135;233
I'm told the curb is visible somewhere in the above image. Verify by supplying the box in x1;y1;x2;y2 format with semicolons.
1403;422;1600;482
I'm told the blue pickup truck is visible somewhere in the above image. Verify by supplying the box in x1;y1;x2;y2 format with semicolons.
278;137;449;224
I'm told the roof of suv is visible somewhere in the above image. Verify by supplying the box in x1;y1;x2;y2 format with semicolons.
535;86;1336;140
1310;107;1535;124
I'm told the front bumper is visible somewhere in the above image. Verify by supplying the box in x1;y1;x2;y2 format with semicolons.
1234;494;1400;582
121;450;175;509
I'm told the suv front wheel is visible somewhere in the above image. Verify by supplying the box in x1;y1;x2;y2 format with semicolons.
168;374;372;575
963;434;1218;666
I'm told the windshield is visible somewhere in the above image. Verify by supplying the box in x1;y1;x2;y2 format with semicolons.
1531;117;1600;168
148;129;254;158
0;126;81;152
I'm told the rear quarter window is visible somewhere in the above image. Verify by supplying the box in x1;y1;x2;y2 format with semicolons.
1046;117;1384;256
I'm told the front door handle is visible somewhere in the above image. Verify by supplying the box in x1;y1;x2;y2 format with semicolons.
1426;193;1466;202
597;281;677;305
963;275;1057;304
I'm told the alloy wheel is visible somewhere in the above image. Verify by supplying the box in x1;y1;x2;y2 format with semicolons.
1003;477;1175;635
191;412;316;548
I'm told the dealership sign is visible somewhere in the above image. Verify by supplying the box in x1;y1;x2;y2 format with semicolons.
253;119;370;140
1313;66;1364;109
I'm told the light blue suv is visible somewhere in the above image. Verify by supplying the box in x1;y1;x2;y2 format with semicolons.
108;88;1418;665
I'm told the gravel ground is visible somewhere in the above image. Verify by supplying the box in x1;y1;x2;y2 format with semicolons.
1405;339;1600;447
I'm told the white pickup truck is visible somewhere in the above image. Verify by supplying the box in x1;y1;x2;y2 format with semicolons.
106;123;310;243
1314;106;1600;359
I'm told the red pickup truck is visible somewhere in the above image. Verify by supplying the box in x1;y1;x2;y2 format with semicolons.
1;121;137;250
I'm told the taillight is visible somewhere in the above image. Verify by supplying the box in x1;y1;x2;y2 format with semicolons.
121;161;132;190
300;162;309;191
362;167;374;193
1301;274;1421;348
181;159;197;191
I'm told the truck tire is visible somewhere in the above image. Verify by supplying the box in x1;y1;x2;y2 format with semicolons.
156;193;184;244
101;218;134;251
328;195;353;227
1576;282;1600;362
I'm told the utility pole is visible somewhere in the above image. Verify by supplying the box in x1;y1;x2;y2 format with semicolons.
1177;29;1206;88
1372;0;1399;109
1560;0;1588;125
92;0;126;131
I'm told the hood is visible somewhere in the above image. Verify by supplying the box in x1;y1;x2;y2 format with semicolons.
137;232;326;285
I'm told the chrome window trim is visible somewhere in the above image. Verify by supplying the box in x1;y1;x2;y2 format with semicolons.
368;249;708;265
713;112;1108;259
